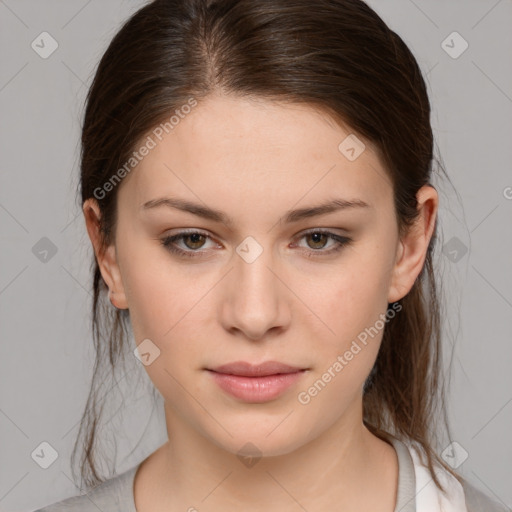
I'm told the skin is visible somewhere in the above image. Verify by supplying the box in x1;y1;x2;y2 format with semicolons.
84;91;438;512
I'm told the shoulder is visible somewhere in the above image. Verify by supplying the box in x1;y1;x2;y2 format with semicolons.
460;477;511;512
33;465;139;512
383;432;510;512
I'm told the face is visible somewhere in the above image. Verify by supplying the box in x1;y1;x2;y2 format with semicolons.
85;92;436;457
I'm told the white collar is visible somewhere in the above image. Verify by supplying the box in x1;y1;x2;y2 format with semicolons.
405;440;468;512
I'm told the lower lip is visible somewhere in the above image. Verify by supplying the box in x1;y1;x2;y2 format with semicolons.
207;370;305;402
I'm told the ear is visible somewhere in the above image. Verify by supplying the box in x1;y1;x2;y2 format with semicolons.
387;185;438;304
83;198;128;309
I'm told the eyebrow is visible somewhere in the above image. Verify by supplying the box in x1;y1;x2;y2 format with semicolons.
141;196;371;226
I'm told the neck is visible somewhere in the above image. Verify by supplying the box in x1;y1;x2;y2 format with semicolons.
136;400;398;512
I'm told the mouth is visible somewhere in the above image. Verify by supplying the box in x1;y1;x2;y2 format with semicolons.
205;361;308;402
207;360;307;377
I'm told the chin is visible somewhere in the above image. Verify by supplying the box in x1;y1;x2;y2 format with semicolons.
201;415;314;460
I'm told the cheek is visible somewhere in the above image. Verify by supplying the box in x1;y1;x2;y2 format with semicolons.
301;258;391;352
124;263;206;345
117;221;198;322
116;232;182;341
296;268;389;411
121;257;209;400
119;245;218;383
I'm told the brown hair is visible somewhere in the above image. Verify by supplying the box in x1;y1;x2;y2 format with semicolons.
73;0;461;494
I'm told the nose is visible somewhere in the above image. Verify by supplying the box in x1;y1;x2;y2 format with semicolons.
219;237;291;341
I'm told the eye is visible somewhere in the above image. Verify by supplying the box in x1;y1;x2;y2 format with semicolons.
160;230;215;258
160;229;352;259
292;229;352;256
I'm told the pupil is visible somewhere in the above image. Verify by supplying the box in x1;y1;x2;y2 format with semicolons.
187;233;203;248
310;233;326;248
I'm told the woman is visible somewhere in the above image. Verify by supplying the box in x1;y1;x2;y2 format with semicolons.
35;0;509;510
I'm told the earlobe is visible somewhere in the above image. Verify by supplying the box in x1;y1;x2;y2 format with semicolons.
387;185;438;304
83;198;128;309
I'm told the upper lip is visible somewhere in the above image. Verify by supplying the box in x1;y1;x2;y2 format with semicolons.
208;361;305;377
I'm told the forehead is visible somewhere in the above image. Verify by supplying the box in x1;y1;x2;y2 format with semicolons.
119;93;393;215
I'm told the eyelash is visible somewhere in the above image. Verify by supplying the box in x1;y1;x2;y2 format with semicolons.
160;229;352;259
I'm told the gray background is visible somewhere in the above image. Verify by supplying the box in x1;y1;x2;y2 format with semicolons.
1;0;511;510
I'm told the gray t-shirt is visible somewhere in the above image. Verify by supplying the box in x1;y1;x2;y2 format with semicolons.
34;435;510;511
